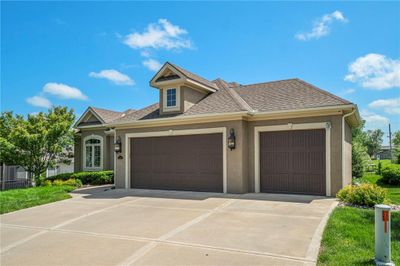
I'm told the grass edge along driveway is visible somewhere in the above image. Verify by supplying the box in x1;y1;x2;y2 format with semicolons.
0;186;74;214
318;206;399;265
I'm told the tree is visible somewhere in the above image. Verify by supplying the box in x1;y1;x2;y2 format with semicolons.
0;107;75;184
351;120;371;178
365;129;384;157
393;131;400;164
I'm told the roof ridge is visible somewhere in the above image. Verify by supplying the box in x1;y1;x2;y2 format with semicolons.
294;79;351;104
238;78;299;88
167;62;218;90
225;87;254;112
91;106;122;114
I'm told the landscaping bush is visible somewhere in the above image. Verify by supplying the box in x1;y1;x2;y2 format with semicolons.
47;171;113;185
52;178;82;188
381;164;400;185
337;183;388;207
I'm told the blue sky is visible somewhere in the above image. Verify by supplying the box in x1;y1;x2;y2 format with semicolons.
2;1;399;142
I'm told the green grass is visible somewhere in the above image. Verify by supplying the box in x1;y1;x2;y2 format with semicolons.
318;207;400;265
0;186;75;214
357;172;400;205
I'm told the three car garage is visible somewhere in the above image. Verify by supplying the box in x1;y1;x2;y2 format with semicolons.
127;126;328;196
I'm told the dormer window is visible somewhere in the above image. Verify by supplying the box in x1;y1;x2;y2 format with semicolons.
166;88;177;107
163;87;180;112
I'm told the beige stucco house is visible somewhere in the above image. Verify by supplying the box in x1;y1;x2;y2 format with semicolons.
74;62;360;196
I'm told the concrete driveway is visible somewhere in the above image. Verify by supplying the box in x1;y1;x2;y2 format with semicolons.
1;186;336;266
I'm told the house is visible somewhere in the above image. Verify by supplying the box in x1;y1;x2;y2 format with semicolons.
376;146;394;160
74;62;360;196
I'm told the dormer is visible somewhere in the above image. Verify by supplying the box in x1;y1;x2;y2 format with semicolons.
150;62;218;115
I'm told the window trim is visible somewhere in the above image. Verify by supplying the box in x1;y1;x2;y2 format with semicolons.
83;134;103;171
163;87;180;112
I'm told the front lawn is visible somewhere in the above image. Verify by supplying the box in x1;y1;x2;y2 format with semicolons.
358;172;400;205
0;186;75;214
318;207;400;265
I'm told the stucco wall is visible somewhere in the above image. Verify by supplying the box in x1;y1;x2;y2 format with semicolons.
106;136;115;170
182;86;207;112
114;120;247;193
77;114;350;196
344;120;352;186
247;115;344;196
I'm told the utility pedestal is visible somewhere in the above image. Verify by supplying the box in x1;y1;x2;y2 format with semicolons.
375;204;394;266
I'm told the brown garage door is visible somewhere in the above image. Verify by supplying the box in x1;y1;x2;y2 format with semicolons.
130;133;223;192
260;129;325;195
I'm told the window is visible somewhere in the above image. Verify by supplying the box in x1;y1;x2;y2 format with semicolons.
84;136;103;169
166;88;176;107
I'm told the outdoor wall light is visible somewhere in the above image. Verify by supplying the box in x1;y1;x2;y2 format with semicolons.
228;128;236;151
114;136;122;153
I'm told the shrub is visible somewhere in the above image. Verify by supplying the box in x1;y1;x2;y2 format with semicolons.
47;171;113;185
377;160;382;175
42;180;53;187
52;178;82;188
47;173;73;181
381;164;400;185
336;184;387;207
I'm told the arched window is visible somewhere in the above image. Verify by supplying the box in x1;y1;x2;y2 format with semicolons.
83;135;103;169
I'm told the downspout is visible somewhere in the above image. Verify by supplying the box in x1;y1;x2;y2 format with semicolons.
113;129;117;188
342;109;356;188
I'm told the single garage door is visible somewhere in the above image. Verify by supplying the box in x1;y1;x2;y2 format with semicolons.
130;133;223;192
260;129;326;195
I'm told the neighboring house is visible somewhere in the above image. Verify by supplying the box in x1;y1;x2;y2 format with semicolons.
74;62;360;196
376;146;394;160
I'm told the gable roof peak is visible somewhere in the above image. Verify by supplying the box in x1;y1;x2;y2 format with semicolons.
152;62;219;91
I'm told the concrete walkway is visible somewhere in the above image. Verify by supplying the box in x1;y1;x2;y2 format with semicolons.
1;186;337;265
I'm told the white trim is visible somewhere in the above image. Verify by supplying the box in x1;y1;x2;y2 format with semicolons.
254;122;331;196
82;134;104;171
125;127;227;193
74;107;105;128
162;87;181;112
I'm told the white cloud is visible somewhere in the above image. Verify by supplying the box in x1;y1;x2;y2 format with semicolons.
123;18;192;50
345;53;400;90
43;82;87;100
342;88;355;95
369;98;400;115
295;10;348;41
142;59;162;72
89;69;134;86
26;96;52;108
361;109;390;128
140;50;151;57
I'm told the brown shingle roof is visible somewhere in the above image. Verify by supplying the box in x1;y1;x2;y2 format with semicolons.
87;73;352;126
233;78;351;112
168;62;219;91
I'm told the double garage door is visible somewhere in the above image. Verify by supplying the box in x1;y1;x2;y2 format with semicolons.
129;129;325;195
130;133;223;192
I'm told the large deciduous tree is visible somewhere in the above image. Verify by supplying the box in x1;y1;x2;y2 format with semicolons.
365;129;384;157
0;107;75;184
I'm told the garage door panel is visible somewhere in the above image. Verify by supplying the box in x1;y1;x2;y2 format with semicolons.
260;129;325;195
131;133;223;192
